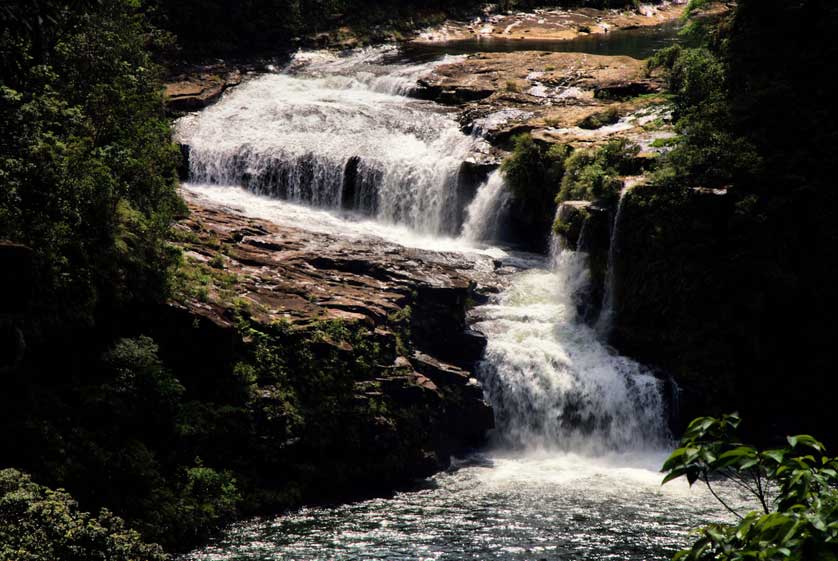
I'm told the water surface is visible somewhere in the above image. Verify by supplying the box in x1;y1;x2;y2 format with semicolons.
184;451;738;561
393;21;683;63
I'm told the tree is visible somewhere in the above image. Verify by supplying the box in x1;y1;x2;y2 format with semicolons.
662;414;838;560
0;0;183;325
0;468;167;561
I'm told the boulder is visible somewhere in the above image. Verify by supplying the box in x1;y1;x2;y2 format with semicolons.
163;192;498;482
165;67;242;115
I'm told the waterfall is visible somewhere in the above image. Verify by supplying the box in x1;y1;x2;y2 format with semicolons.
596;184;632;337
180;46;670;456
175;48;485;236
460;170;511;241
471;208;669;453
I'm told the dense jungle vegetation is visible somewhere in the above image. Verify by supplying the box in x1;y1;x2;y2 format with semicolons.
507;0;838;442
1;0;836;559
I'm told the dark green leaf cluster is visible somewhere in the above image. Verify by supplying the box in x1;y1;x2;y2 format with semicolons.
0;469;167;561
613;0;838;443
662;415;838;560
502;134;570;207
647;45;760;189
558;138;640;205
0;0;183;326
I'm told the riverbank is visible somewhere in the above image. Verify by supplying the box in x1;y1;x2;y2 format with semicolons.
414;2;688;43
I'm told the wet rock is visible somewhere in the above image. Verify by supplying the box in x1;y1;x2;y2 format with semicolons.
165;65;242;115
413;79;495;105
177;143;191;180
415;51;654;145
411;4;689;43
555;201;592;251
168;191;497;466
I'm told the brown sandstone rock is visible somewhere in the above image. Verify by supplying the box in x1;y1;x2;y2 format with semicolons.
165;66;243;115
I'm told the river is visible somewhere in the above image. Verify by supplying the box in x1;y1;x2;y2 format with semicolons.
176;31;744;561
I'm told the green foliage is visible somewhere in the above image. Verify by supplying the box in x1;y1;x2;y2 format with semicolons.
99;336;186;423
502;134;570;208
662;415;838;561
558;139;639;204
175;464;240;542
0;0;183;326
0;469;167;561
647;40;760;190
620;1;838;439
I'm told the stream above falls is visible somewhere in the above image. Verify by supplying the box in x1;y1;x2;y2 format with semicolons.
391;20;683;63
177;26;745;560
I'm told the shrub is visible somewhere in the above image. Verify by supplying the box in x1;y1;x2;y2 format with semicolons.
502;134;570;206
0;0;183;326
662;414;838;561
558;139;639;204
0;469;167;561
98;336;185;428
174;464;241;543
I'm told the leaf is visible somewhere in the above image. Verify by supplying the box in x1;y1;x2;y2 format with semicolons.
662;467;688;485
663;447;689;471
687;468;700;486
762;449;786;464
717;446;758;469
787;435;825;452
739;458;759;470
687;416;716;433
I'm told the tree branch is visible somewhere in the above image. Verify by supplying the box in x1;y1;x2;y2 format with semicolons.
702;473;744;520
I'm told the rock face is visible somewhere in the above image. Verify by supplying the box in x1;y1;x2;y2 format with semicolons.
604;183;736;432
165;65;243;115
151;190;495;506
554;201;611;322
413;51;670;149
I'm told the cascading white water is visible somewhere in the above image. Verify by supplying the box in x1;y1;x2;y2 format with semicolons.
461;177;669;453
596;184;633;336
176;47;492;235
460;169;511;241
471;249;668;453
180;44;669;455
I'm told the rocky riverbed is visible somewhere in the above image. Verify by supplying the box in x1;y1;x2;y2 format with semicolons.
414;49;672;148
158;188;497;506
414;2;688;42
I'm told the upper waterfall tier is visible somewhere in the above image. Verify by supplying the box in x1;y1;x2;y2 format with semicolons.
175;48;492;236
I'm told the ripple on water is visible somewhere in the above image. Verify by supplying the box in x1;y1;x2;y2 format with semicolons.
183;452;747;561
